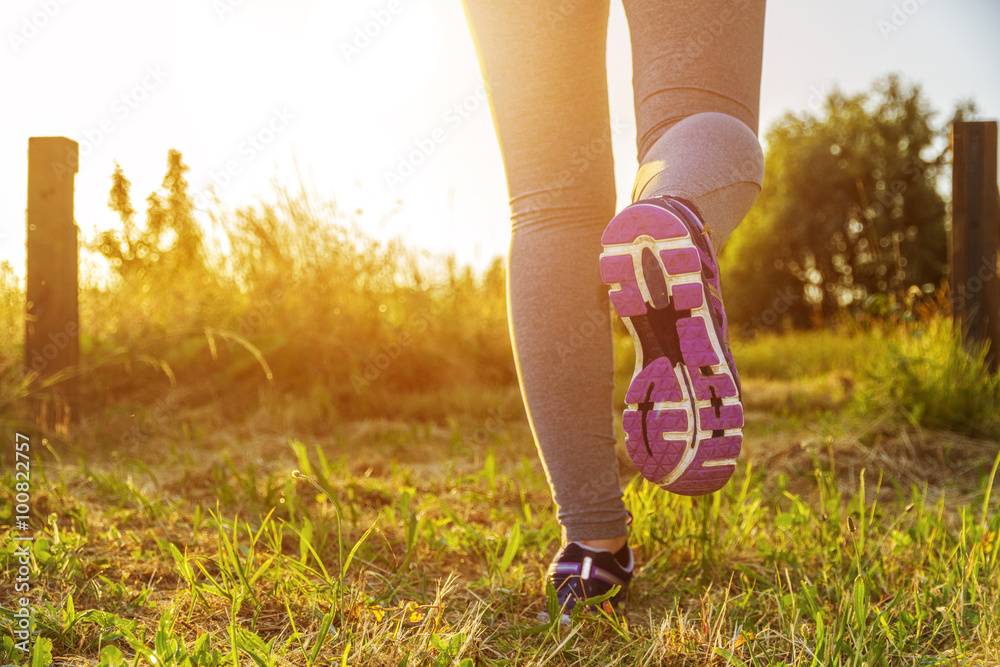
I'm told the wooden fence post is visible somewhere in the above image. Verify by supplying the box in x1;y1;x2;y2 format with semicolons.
25;136;80;434
950;121;1000;370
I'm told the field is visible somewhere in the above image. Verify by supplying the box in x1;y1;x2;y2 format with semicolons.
2;179;1000;665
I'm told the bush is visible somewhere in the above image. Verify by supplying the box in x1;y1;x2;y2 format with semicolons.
4;151;517;426
854;315;1000;438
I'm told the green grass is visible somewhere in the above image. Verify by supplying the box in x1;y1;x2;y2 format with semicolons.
730;327;870;381
2;400;999;665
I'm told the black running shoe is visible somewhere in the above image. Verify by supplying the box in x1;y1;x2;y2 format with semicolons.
540;542;633;622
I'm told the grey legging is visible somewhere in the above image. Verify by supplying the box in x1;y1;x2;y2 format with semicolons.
461;0;766;540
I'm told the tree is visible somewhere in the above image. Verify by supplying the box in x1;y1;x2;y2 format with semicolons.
721;74;975;335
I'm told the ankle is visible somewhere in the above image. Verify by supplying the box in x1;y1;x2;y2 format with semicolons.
575;536;627;553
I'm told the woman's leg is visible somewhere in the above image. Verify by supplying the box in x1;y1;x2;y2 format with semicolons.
596;0;766;496
460;0;628;542
623;0;767;251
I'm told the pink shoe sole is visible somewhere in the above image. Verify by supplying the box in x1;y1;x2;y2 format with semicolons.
600;197;743;495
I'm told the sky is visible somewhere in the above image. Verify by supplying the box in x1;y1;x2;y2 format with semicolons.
1;0;998;277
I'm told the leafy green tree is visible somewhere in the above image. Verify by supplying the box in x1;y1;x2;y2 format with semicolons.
721;74;975;334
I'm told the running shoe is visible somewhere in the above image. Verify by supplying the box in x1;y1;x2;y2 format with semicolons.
599;195;743;496
541;542;633;622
